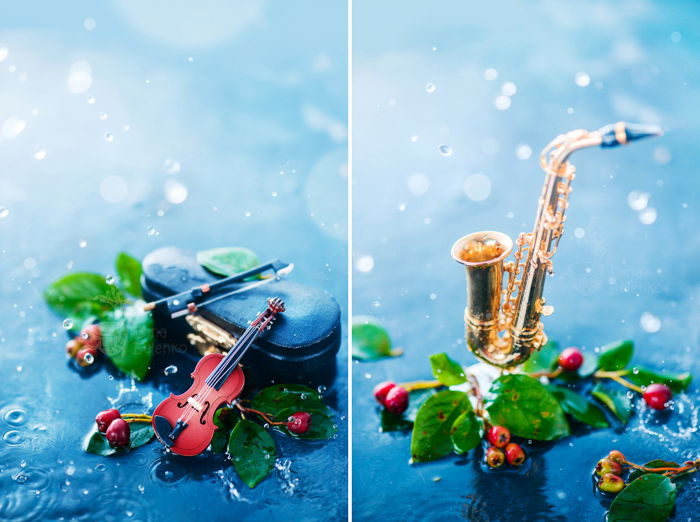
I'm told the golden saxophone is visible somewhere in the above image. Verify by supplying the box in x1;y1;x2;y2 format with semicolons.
451;122;662;369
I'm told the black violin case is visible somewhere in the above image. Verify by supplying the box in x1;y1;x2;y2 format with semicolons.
141;247;341;386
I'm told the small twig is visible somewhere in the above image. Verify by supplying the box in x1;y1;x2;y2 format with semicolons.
594;370;644;393
233;402;286;426
398;380;443;393
528;367;563;380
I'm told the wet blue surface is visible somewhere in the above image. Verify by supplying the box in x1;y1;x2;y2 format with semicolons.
352;2;700;520
0;2;347;521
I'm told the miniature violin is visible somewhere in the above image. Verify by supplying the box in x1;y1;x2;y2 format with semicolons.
152;297;285;456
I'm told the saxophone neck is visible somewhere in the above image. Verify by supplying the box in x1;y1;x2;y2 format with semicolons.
542;122;664;171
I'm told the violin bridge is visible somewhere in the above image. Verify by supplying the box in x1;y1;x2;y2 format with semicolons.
187;396;204;411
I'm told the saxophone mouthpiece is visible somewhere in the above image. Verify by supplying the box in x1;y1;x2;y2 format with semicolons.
599;122;663;148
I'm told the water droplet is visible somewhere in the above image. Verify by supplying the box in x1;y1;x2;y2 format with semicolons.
99;112;108;120
0;47;8;62
653;146;671;165
2;117;27;139
574;227;585;239
627;190;649;211
137;484;145;494
515;144;532;160
574;72;591;87
146;225;158;237
317;385;327;394
87;96;96;104
501;82;517;96
429;293;437;300
14;472;28;484
355;255;374;273
79;239;88;248
407;172;430;196
34;149;47;160
639;207;657;225
83;17;96;31
95;463;106;472
66;61;93;94
425;82;436;93
104;132;114;142
0;207;8;218
632;368;640;375
438;145;452;156
63;319;73;329
483;68;498;81
163;365;178;376
163;158;181;174
164;179;188;204
494;95;511;110
640;312;661;333
463;173;492;202
105;275;115;285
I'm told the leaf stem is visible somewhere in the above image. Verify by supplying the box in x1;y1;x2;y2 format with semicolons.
233;402;286;426
594;370;644;393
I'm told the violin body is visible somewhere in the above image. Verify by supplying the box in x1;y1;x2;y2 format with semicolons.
152;353;245;456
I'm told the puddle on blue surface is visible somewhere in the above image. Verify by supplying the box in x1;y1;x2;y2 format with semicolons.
0;2;347;520
352;1;699;520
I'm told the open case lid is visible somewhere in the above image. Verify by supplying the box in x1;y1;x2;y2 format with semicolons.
141;247;341;361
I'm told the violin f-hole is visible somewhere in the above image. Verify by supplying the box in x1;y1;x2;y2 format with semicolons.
199;401;211;425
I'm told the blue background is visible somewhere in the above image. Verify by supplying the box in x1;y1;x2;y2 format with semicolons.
0;1;347;521
352;1;700;520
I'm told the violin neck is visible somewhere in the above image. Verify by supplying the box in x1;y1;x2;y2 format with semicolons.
204;319;263;389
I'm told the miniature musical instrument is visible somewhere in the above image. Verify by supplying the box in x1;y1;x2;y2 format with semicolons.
152;297;285;456
451;122;662;368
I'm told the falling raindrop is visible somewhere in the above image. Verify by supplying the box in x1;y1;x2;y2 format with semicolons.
627;190;649;211
438;145;452;156
515;144;532;160
355;255;374;273
639;207;657;225
425;82;436;93
63;319;74;330
574;72;591;87
640;312;661;333
0;207;8;218
163;365;178;376
104;132;114;142
483;68;498;81
79;239;88;248
146;225;158;236
494;95;511;110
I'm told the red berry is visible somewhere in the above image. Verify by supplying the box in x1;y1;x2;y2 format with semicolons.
95;409;121;433
598;473;625;494
485;447;505;468
105;418;130;447
76;347;97;367
643;383;672;410
373;381;396;406
595;458;622;477
384;386;409;415
607;450;626;465
487;425;511;448
558;347;584;372
505;443;526;466
65;338;83;357
80;324;102;350
287;411;312;435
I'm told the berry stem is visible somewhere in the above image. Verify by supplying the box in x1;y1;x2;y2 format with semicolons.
397;380;443;392
623;459;700;476
594;371;644;393
527;367;563;379
121;413;152;423
233;402;286;426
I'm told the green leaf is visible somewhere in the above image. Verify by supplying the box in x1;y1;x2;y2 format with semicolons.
592;383;632;424
410;390;471;462
212;407;239;453
521;341;560;374
430;353;467;386
275;407;336;440
608;474;676;522
44;272;125;324
547;385;609;428
197;247;260;277
115;252;143;298
624;367;692;394
628;460;691;490
578;352;599;377
351;316;402;360
598;340;634;371
83;422;154;456
228;419;276;488
250;384;329;417
101;303;154;381
485;374;570;440
450;408;482;454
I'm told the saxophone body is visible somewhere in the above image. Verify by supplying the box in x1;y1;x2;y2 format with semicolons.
451;122;662;368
